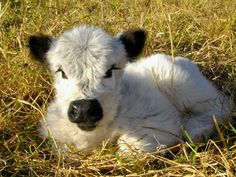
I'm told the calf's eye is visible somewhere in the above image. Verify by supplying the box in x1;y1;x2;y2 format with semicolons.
103;64;121;79
56;67;68;79
104;68;113;78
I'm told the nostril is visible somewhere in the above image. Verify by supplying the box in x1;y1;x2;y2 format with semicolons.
68;102;81;123
71;105;80;115
72;104;80;115
88;100;103;121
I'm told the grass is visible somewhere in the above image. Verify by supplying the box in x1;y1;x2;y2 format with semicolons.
0;0;236;176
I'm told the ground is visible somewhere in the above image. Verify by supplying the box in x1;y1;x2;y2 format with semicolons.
0;0;236;176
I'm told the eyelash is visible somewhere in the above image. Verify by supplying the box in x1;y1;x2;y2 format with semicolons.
56;68;68;79
103;65;120;79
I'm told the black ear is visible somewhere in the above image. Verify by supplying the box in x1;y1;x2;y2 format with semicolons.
119;28;146;61
29;34;52;63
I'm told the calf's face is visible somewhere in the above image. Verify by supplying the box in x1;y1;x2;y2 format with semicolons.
29;25;146;131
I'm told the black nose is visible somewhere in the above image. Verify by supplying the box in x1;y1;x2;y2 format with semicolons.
68;99;103;124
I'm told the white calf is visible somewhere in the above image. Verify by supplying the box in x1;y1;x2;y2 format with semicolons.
29;25;233;153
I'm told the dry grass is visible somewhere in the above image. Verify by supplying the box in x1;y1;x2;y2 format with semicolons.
0;0;236;176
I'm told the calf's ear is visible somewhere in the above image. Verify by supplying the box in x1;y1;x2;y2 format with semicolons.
28;34;53;63
119;28;146;61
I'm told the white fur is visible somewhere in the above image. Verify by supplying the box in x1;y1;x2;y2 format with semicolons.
39;25;233;153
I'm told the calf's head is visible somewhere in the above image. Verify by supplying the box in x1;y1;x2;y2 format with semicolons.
29;25;146;131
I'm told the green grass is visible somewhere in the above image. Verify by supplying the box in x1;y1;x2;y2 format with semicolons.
0;0;236;176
